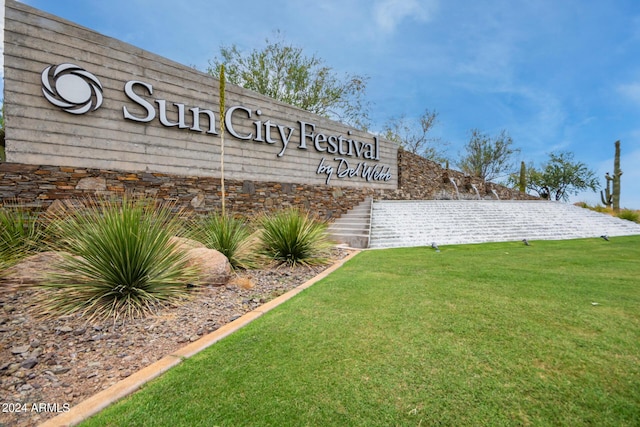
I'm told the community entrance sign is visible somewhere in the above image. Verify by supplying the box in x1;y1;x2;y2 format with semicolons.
4;0;397;189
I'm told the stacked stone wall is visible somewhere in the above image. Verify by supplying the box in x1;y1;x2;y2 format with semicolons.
0;163;380;218
383;150;536;201
0;149;535;219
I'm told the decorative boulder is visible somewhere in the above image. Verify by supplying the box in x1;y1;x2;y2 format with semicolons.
185;247;231;286
2;251;68;288
169;236;207;252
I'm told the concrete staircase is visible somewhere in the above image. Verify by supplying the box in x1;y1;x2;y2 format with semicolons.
367;200;640;249
327;198;372;248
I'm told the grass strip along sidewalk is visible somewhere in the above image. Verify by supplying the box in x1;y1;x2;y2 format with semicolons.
83;236;640;426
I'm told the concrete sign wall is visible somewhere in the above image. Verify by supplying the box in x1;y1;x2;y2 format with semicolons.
3;1;397;189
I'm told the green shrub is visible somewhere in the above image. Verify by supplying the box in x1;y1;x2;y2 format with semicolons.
258;208;333;266
192;213;257;270
40;196;198;321
617;209;640;223
0;203;44;271
575;202;639;221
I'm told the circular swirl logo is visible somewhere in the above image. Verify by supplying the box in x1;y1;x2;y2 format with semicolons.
41;63;103;114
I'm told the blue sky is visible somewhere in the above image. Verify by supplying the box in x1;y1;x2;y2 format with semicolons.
4;0;640;208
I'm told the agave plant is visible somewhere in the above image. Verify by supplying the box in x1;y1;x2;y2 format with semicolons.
258;208;333;266
192;212;258;270
41;196;198;321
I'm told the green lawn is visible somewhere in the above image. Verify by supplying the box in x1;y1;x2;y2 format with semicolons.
83;237;640;426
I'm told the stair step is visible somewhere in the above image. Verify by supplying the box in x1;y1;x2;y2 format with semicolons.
327;197;372;248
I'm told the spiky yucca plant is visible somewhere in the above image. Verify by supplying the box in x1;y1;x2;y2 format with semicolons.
258;208;333;266
41;196;198;321
194;213;257;270
0;203;44;272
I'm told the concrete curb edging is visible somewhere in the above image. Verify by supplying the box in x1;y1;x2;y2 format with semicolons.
38;250;360;427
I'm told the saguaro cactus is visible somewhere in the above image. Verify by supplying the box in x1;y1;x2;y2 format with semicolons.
601;173;613;208
600;140;622;212
612;140;622;212
518;161;526;193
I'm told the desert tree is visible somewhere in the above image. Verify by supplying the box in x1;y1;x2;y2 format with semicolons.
518;151;599;201
457;129;518;182
382;109;448;163
208;31;370;129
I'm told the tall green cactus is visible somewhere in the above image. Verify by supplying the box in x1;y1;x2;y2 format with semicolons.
518;161;526;193
600;140;622;212
601;174;612;208
612;140;622;212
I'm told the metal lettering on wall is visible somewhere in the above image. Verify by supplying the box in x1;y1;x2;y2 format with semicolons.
41;63;393;185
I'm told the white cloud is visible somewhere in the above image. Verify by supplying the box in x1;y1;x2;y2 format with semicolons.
372;0;437;33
